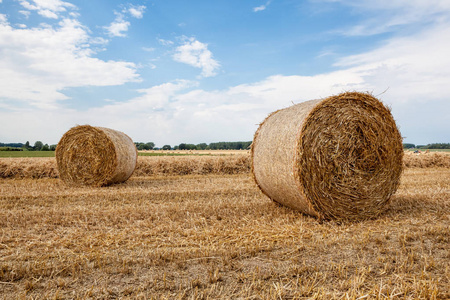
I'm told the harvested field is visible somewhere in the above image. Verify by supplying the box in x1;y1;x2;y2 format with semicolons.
0;155;449;299
403;151;450;168
1;152;449;179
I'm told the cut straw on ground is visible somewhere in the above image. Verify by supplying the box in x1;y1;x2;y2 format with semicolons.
0;152;448;180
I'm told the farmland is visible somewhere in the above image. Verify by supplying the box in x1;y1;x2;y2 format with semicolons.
0;153;449;299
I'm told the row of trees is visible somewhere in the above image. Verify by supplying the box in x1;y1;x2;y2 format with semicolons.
134;141;252;151
0;142;56;151
171;141;251;151
2;140;252;151
403;143;450;149
134;142;155;150
3;141;448;151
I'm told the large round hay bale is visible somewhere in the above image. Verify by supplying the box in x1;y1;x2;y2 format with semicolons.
56;125;137;186
251;92;403;221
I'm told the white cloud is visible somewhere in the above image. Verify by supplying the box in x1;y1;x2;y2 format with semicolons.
325;0;450;36
0;14;6;24
27;20;448;144
142;47;155;52
1;0;449;145
0;17;139;109
105;4;146;37
38;9;58;19
253;5;267;12
128;5;146;19
18;0;36;10
173;37;220;78
253;1;271;12
105;17;130;37
19;10;31;18
19;0;76;19
158;38;174;46
334;23;450;103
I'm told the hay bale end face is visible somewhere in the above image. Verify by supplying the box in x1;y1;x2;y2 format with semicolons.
251;92;403;221
56;125;137;186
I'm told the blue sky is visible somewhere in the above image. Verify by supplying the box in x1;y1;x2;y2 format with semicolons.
0;0;449;147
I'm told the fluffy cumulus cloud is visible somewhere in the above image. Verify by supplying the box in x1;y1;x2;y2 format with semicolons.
173;37;220;77
104;14;130;37
104;5;146;37
334;24;450;102
2;15;450;144
19;0;76;19
128;5;146;19
0;16;139;109
0;70;365;144
36;18;449;144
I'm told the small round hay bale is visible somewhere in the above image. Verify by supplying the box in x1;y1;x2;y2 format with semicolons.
251;92;403;221
56;125;137;186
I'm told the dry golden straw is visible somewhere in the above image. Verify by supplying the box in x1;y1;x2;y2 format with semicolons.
251;92;404;221
56;125;137;186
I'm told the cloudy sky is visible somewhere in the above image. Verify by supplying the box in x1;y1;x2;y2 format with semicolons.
0;0;449;146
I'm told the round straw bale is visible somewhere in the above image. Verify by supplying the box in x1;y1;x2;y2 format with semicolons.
251;92;403;221
56;125;137;186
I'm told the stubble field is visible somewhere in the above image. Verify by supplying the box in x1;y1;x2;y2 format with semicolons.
0;152;449;299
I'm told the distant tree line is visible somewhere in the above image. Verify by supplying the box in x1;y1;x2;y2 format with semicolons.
5;141;447;152
403;143;450;149
134;142;155;150
172;141;252;151
134;141;251;151
0;142;56;151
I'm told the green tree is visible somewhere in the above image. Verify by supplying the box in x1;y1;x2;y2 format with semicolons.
196;143;208;150
42;144;50;151
427;143;450;149
208;141;252;150
34;141;44;151
135;142;155;150
403;143;415;149
162;145;171;150
178;143;196;150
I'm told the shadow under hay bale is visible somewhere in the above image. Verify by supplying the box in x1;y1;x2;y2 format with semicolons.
56;125;137;186
251;92;404;221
